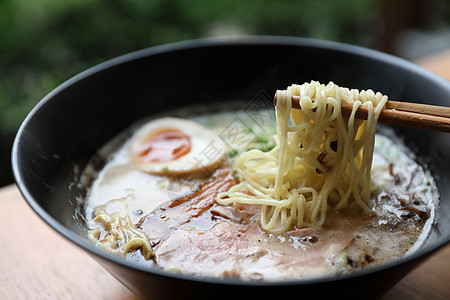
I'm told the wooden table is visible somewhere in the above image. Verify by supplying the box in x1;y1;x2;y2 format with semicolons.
1;51;450;300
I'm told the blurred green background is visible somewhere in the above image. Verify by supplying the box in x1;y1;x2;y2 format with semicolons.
1;0;449;186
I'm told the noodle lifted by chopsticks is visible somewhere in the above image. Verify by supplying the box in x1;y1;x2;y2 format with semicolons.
217;81;388;233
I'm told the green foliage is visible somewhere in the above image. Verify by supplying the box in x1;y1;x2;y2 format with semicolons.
0;0;382;132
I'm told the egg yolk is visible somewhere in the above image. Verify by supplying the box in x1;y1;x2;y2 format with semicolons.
136;129;191;163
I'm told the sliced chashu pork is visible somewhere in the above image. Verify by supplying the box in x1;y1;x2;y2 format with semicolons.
137;168;239;246
154;221;355;281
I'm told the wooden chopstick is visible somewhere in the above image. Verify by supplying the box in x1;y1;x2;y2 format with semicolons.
273;94;450;133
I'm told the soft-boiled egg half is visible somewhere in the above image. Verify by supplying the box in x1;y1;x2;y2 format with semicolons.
130;117;227;176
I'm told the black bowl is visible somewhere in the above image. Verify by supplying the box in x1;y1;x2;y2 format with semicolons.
12;36;450;299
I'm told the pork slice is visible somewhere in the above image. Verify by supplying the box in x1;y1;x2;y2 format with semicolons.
154;221;355;281
137;168;239;246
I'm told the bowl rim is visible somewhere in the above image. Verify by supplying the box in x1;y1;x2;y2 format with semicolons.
11;35;450;287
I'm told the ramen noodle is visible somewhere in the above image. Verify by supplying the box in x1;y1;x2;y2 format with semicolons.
218;81;387;232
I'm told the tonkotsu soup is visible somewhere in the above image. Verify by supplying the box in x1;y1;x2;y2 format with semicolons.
82;82;438;281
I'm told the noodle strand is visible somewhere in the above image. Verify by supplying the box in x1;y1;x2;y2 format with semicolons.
217;81;387;232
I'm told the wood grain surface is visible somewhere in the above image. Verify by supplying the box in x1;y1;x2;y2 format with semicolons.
1;50;450;300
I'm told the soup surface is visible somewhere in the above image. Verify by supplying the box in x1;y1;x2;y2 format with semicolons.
82;107;438;281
